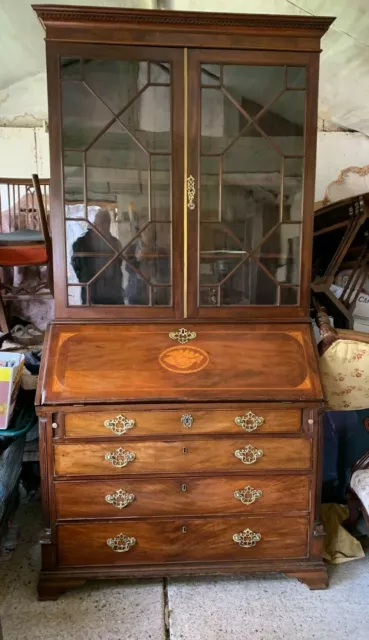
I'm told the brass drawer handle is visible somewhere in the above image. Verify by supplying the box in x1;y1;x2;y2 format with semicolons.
107;533;136;553
105;447;136;468
169;328;196;344
234;485;263;506
234;445;263;465
105;489;135;509
233;528;261;548
104;414;135;435
181;414;193;428
235;411;264;432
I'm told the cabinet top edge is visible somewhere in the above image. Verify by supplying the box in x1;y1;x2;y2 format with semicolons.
32;5;335;35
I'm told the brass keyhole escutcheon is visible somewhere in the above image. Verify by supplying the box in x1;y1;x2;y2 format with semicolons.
182;447;188;455
182;526;187;534
181;484;187;492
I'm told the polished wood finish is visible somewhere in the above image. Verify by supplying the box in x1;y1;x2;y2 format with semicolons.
34;5;332;598
64;408;302;438
55;475;310;519
39;323;322;405
54;438;311;476
58;516;308;566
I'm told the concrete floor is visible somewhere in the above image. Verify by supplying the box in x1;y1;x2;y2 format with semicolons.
1;504;369;640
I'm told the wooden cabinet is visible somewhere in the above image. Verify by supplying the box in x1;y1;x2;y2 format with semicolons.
34;5;333;599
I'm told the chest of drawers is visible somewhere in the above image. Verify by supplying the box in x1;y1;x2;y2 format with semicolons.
36;322;327;599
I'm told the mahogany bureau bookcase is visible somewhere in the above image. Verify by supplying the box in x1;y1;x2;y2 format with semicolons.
33;4;334;599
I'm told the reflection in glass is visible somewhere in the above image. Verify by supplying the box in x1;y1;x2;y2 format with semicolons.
70;211;123;305
200;62;305;306
61;57;173;307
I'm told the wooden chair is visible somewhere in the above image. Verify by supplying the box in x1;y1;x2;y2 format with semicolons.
0;174;53;334
344;419;369;533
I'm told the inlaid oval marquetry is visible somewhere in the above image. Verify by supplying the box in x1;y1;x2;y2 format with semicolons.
159;346;209;374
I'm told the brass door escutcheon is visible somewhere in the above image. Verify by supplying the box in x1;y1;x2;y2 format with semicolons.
107;533;136;552
105;447;136;468
233;528;261;548
234;445;263;465
104;414;135;435
234;485;263;505
186;175;196;210
105;489;135;509
169;328;197;344
234;411;264;432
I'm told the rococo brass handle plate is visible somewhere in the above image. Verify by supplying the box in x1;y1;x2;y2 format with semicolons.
234;485;263;505
104;414;135;435
169;328;197;344
107;533;136;553
234;445;263;465
105;489;135;509
233;528;261;548
105;448;136;468
181;414;193;428
234;411;264;432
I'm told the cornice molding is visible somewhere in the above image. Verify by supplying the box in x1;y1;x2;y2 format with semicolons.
33;5;334;34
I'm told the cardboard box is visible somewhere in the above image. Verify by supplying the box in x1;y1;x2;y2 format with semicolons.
0;353;25;429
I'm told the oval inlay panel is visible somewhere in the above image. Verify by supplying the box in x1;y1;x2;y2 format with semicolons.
159;346;209;374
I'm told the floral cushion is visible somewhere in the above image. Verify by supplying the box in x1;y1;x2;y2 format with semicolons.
351;469;369;513
319;339;369;410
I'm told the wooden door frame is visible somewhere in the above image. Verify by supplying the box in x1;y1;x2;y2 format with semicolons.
47;41;184;320
186;48;319;321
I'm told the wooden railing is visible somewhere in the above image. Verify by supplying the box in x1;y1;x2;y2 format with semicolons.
0;178;50;233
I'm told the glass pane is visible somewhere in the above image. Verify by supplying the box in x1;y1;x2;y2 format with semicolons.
66;217;124;305
199;62;305;307
280;287;299;305
201;64;220;85
200;257;244;285
83;60;147;115
200;222;246;253
64;151;83;208
61;56;173;308
61;57;82;80
219;260;277;305
153;286;171;306
257;90;305;156
150;62;170;84
284;158;303;221
223;65;285;119
200;157;219;222
287;67;306;89
62;81;112;150
68;285;84;306
151;155;171;222
257;223;301;285
119;85;171;153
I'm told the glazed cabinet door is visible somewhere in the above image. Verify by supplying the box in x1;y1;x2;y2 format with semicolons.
186;49;318;320
48;44;184;319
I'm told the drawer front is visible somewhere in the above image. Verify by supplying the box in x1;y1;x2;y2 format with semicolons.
54;438;311;476
55;475;310;519
64;408;301;438
58;516;308;566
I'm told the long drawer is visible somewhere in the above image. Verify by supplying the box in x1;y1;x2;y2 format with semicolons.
63;408;302;438
55;475;311;519
58;516;309;566
54;438;311;476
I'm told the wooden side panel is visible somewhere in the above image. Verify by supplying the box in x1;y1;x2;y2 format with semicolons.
39;322;322;405
64;408;302;437
54;438;311;476
57;516;309;566
55;475;310;519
